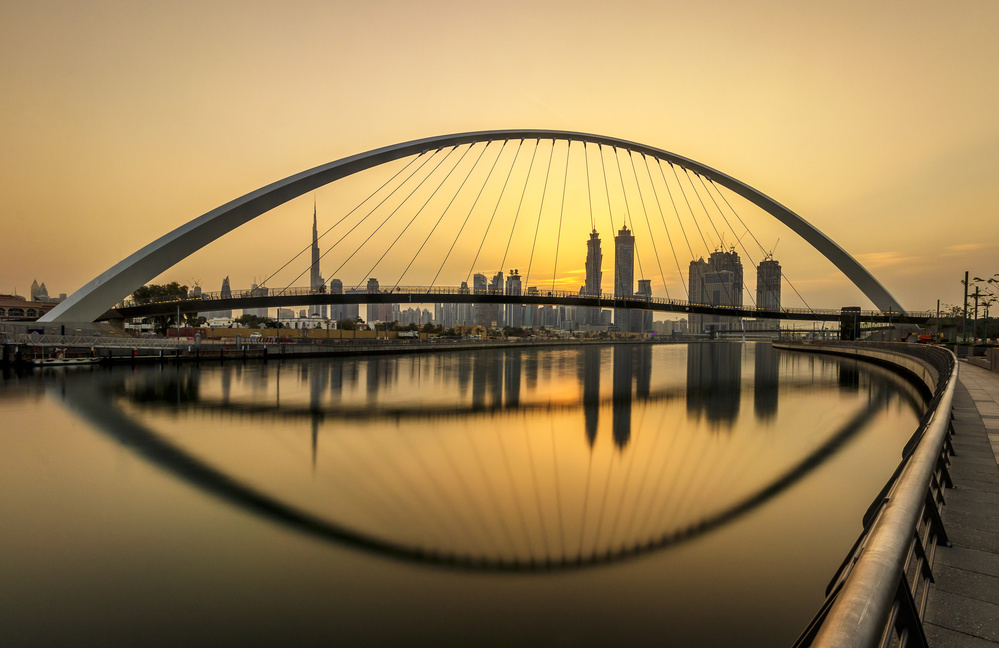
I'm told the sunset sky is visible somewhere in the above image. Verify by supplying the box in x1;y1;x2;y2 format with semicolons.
2;0;997;314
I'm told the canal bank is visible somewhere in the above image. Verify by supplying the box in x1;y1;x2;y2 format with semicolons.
2;334;703;368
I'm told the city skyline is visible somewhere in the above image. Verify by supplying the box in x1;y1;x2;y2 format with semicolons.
3;2;997;315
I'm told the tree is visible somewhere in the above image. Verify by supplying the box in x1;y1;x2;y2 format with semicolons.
234;314;282;329
132;282;189;335
132;282;189;303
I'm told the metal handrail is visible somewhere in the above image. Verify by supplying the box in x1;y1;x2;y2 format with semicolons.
785;342;957;648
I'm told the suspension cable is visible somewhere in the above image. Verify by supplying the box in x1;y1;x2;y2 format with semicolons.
332;147;453;289
683;167;746;308
393;142;490;291
360;144;475;289
693;172;759;308
497;139;537;276
627;151;669;300
683;167;727;253
551;140;571;293
613;147;646;287
708;178;816;314
599;144;616;242
263;153;427;294
429;140;511;290
523;140;557;290
584;142;595;232
642;154;688;299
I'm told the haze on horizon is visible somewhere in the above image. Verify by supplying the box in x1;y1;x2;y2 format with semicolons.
2;1;997;314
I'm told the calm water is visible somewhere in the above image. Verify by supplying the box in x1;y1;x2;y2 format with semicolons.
0;342;924;647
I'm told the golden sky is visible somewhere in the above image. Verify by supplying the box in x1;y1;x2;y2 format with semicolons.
2;0;997;313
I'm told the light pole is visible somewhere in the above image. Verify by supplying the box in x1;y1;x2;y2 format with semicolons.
963;271;969;342
972;287;981;343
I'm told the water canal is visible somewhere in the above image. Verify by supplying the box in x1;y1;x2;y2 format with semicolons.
1;342;925;646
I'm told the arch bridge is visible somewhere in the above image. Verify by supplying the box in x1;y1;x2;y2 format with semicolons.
41;129;913;324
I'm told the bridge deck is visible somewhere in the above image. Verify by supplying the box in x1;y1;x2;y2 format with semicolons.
105;286;933;324
925;362;999;646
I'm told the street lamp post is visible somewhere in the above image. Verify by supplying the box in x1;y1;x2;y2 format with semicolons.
973;287;981;343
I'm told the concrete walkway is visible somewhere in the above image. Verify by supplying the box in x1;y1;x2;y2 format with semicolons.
924;361;999;647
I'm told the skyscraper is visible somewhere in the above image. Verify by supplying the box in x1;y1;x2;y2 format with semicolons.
366;277;393;323
473;273;488;326
309;202;327;319
584;229;602;326
637;279;653;333
687;258;709;334
614;224;635;332
687;248;744;334
756;257;781;329
505;269;522;327
486;271;504;328
244;283;269;319
523;286;539;328
207;276;232;319
329;278;356;324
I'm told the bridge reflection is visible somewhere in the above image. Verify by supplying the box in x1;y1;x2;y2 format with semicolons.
62;343;926;571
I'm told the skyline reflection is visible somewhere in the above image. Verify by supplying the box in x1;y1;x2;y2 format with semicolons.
61;342;928;571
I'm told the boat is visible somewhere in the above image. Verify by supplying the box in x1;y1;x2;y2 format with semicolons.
31;350;102;367
32;357;102;367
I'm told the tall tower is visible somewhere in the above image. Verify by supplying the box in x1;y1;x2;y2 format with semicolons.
688;258;709;334
614;224;635;332
584;230;602;326
688;248;744;334
207;276;232;319
756;258;781;328
309;201;327;319
473;273;488;326
505;269;522;327
637;279;653;333
486;271;505;328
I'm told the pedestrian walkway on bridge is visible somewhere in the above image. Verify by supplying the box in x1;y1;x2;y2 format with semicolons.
924;361;999;646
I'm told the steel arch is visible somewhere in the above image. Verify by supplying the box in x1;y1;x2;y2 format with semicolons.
41;129;905;323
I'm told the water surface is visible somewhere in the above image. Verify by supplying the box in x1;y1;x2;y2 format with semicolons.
0;342;925;646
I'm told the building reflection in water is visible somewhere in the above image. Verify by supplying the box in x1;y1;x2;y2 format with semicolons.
612;344;633;448
686;342;743;427
580;346;601;447
753;342;780;421
839;360;860;392
505;349;521;408
97;342;927;571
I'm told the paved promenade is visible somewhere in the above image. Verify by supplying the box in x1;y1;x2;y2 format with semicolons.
924;361;999;646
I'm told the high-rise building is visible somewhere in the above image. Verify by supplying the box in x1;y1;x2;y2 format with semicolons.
472;273;488;326
243;283;269;319
30;280;48;302
756;258;781;329
687;248;744;333
329;279;355;324
309;203;327;319
584;230;603;326
614;225;635;332
505;269;522;327
523;286;539;328
637;279;653;333
207;276;233;319
365;278;393;323
487;271;504;327
438;280;474;327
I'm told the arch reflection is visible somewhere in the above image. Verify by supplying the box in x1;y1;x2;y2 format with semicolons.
58;344;925;571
